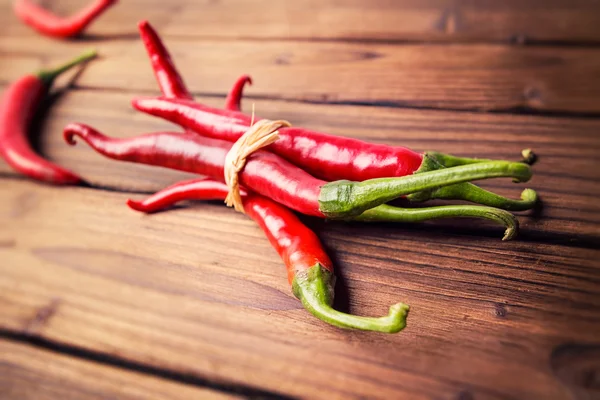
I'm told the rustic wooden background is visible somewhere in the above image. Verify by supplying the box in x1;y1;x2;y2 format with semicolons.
1;1;600;399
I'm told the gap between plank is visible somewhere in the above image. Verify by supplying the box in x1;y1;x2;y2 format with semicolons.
0;328;296;400
11;31;600;47
1;83;595;121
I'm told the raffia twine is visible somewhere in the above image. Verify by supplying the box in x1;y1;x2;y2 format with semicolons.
224;116;291;213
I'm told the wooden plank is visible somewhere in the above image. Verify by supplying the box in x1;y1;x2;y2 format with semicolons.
0;89;598;239
0;179;598;399
1;38;600;113
0;340;241;400
2;0;600;43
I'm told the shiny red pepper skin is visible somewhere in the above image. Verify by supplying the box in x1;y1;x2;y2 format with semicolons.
14;0;117;39
138;20;193;101
63;123;324;216
0;75;81;184
132;96;424;182
247;193;334;285
224;75;252;112
128;178;332;285
127;178;235;213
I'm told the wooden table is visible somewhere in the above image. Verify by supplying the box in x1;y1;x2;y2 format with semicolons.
1;1;599;399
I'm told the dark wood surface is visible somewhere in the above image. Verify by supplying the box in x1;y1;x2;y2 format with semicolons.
0;340;241;399
1;1;599;399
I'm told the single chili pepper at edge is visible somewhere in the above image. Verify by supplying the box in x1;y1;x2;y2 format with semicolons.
14;0;118;39
0;50;96;184
138;20;193;101
63;123;532;220
126;177;409;332
132;96;537;211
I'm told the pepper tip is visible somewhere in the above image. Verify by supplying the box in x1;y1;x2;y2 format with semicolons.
126;199;146;212
520;188;538;204
521;149;537;165
63;124;79;145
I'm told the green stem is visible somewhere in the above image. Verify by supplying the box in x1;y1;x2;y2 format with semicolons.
292;264;409;333
355;203;519;240
521;149;537;165
407;152;537;210
423;184;538;211
428;151;497;167
429;150;538;167
319;160;532;218
37;49;97;85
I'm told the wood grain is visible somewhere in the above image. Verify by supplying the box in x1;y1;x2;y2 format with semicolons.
0;90;598;240
1;36;600;113
2;0;600;43
1;0;600;398
0;340;240;400
0;179;599;399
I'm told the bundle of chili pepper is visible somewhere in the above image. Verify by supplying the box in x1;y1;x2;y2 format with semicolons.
132;86;538;212
64;123;530;223
60;21;538;332
134;20;535;213
65;21;530;223
14;0;117;39
0;49;96;184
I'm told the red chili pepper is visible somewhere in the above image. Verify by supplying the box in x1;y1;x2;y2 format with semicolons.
0;50;96;184
127;177;410;332
63;122;532;220
138;20;193;101
133;96;424;182
14;0;117;39
224;75;252;112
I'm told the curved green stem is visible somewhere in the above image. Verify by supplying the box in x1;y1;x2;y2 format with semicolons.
37;49;97;85
429;149;538;167
428;151;497;168
407;153;538;210
292;264;409;333
421;184;538;211
319;160;532;218
355;203;519;240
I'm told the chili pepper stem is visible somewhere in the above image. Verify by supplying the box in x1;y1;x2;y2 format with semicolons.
37;49;97;85
319;160;532;218
355;204;519;240
292;264;409;333
125;178;518;240
428;151;498;168
422;185;538;212
428;149;538;168
521;149;537;165
408;152;538;210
